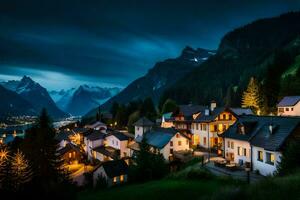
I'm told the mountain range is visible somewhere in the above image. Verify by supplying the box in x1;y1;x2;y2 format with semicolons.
85;46;216;117
83;11;300;118
50;85;120;116
0;76;67;118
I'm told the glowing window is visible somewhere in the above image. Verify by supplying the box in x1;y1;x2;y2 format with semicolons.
120;175;124;182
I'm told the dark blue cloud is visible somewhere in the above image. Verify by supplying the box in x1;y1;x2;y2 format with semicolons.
0;0;300;89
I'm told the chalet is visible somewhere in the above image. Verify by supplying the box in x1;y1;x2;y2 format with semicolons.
84;130;106;160
171;104;205;132
105;131;131;158
92;146;119;162
130;127;190;161
85;121;107;132
223;115;300;176
55;130;74;149
93;160;128;187
133;117;154;138
277;96;300;116
57;143;83;164
191;105;238;154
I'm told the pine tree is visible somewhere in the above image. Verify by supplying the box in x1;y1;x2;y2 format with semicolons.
0;147;9;189
22;109;70;192
10;150;32;191
241;77;262;114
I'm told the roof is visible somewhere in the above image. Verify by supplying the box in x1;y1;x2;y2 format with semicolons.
93;146;119;159
106;131;129;141
194;107;237;122
278;96;300;107
230;108;253;116
86;121;107;129
55;130;74;141
177;104;206;117
73;127;89;133
224;115;300;151
133;117;154;127
85;130;106;141
101;160;128;178
135;127;184;149
57;143;81;155
162;112;173;120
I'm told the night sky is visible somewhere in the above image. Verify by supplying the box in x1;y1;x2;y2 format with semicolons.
0;0;300;90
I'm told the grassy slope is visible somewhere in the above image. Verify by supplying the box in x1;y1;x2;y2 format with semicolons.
79;179;237;200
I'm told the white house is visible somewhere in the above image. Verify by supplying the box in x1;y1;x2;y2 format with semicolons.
130;127;190;161
133;117;154;138
223;115;300;176
84;130;106;160
93;159;128;187
277;96;300;116
105;131;131;158
92;146;119;162
191;107;238;155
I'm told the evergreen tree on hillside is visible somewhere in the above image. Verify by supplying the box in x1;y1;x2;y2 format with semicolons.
140;97;157;121
242;77;262;114
10;150;32;191
22;109;70;193
161;99;178;114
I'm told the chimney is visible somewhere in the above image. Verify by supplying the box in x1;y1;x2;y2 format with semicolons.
205;108;210;116
210;100;217;111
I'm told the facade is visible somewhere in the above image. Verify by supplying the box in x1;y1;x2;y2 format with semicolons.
92;146;119;162
93;160;128;187
223;115;300;176
131;126;190;161
84;130;106;160
105;131;131;158
58;143;83;164
191;107;238;155
277;96;300;116
133;117;154;138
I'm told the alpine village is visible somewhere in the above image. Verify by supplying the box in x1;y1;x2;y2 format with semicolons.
2;8;300;200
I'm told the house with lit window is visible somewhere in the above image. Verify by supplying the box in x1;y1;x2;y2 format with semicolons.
84;130;106;160
55;130;74;149
58;143;84;164
93;159;128;187
129;126;190;161
277;96;300;116
105;131;132;158
223;115;300;176
171;104;205;133
191;104;238;154
92;146;119;162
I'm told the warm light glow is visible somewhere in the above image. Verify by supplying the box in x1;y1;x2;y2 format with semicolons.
0;148;8;160
120;175;124;182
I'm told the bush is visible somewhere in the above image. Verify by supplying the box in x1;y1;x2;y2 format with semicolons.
186;168;213;180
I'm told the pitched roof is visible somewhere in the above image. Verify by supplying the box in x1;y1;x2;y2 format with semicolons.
73;127;89;133
85;130;106;141
178;104;206;117
135;127;183;149
194;107;237;122
57;143;81;155
101;160;128;178
278;96;300;107
55;130;74;141
223;115;300;151
230;108;253;116
107;131;129;141
93;146;119;159
133;117;154;126
86;121;107;129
